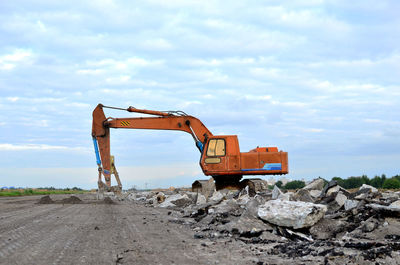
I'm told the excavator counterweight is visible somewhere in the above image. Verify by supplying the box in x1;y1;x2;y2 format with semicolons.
91;104;288;191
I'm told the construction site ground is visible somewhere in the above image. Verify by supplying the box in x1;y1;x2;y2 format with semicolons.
0;193;266;265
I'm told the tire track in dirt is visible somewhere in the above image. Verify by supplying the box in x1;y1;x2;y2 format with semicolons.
21;205;84;265
0;204;82;264
0;204;67;233
117;203;201;265
0;205;64;258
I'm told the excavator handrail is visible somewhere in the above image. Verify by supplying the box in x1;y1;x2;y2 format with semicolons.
102;104;189;117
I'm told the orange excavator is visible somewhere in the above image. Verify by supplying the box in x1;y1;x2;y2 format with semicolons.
92;104;288;191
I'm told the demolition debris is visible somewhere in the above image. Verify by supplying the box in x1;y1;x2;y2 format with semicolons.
124;178;400;264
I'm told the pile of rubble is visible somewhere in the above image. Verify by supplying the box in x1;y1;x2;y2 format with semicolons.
125;178;400;264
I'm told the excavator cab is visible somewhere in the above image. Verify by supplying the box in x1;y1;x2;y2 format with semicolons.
201;136;240;174
200;135;288;189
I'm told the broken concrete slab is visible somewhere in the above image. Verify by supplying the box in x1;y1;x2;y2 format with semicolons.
335;191;347;206
209;198;242;216
354;193;369;200
344;199;359;211
326;191;347;213
320;180;337;197
195;193;207;205
122;184;400;264
258;199;327;229
209;191;224;203
359;184;378;193
390;200;400;209
220;196;273;236
303;178;325;191
361;217;380;233
309;190;321;198
226;215;273;236
271;185;282;200
159;193;192;208
236;194;251;205
381;192;399;201
309;218;348;240
326;185;340;197
292;189;314;203
279;192;292;201
367;203;400;216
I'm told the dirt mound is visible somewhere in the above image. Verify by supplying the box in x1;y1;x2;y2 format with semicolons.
103;197;115;204
37;195;54;204
60;196;82;204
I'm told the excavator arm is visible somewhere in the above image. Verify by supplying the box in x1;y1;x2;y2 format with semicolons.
92;104;213;190
92;103;288;192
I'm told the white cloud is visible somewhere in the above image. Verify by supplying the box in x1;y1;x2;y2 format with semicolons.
6;97;64;103
141;38;173;50
258;5;351;34
0;143;88;152
85;57;163;69
0;49;33;70
249;67;282;79
305;79;390;95
76;69;105;75
36;20;47;31
178;100;202;108
65;102;91;108
244;95;272;101
186;57;256;67
303;128;324;133
6;97;19;102
105;75;131;84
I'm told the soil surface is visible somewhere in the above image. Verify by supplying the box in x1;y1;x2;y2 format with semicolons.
0;194;262;265
1;193;398;265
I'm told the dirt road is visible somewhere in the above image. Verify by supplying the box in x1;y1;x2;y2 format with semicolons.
0;194;262;265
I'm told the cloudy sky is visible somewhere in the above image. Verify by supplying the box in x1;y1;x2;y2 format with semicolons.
1;0;399;189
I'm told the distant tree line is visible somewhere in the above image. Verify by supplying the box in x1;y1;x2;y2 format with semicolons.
332;174;400;189
274;180;306;190
36;187;84;191
272;174;400;190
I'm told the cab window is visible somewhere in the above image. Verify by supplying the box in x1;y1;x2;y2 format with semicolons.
206;139;225;157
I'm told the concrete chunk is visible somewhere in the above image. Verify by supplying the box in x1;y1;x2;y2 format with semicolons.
159;194;191;208
344;199;359;211
272;185;282;199
390;200;400;209
309;190;321;198
258;200;327;229
293;189;314;203
196;194;207;205
304;178;325;191
359;184;378;193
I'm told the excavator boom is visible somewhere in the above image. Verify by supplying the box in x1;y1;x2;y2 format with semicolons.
91;104;288;191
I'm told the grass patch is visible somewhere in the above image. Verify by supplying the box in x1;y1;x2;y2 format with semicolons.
0;189;88;197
